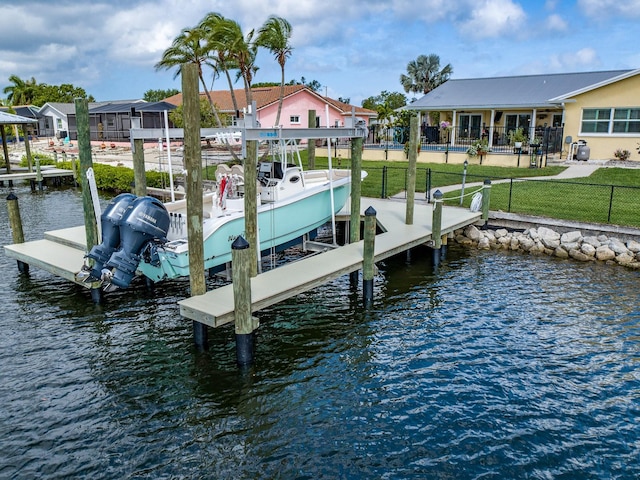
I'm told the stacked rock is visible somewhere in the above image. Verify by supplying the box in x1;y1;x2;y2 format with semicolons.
453;225;640;269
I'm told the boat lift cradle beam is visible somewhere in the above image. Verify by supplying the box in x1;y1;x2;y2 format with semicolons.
129;127;366;142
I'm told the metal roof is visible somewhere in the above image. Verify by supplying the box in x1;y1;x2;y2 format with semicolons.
0;110;38;125
405;69;634;110
88;101;176;114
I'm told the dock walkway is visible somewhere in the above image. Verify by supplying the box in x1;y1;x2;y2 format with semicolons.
0;167;74;183
3;199;481;314
179;199;481;327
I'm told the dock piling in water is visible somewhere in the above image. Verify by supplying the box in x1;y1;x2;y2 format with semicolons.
6;193;29;273
431;190;444;266
232;236;258;366
363;206;377;306
482;179;492;224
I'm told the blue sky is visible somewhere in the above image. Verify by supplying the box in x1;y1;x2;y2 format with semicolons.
1;0;639;106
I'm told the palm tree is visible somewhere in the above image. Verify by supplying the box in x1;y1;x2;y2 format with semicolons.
255;16;293;126
210;17;258;109
155;27;224;128
3;75;37;105
400;54;453;95
199;12;241;117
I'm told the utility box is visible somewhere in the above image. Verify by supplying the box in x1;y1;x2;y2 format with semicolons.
576;141;590;161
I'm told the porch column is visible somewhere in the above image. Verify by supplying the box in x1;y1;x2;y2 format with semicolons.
530;108;537;142
451;110;457;146
488;109;495;149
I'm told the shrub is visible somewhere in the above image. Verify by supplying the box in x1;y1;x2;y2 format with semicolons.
19;153;56;167
613;149;631;161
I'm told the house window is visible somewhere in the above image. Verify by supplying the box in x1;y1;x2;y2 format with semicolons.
505;114;531;133
458;114;482;139
56;118;62;129
581;109;611;133
290;115;300;124
613;108;640;133
581;108;640;134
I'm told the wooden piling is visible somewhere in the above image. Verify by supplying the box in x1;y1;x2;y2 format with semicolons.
482;179;492;224
362;206;376;306
23;125;33;173
349;136;363;286
182;63;208;349
244;139;259;277
232;236;259;366
132;138;147;197
431;189;443;266
307;109;316;170
1;125;10;173
6;193;29;273
405;115;419;225
75;98;99;252
35;155;43;191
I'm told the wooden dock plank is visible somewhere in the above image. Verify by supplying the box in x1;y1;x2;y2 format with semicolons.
179;201;482;328
44;226;87;250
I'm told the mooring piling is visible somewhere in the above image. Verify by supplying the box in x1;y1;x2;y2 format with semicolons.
482;179;492;224
431;189;444;266
363;206;377;306
232;236;259;367
405;116;419;225
6;193;29;273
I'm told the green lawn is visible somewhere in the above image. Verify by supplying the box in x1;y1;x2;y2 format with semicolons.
446;167;640;227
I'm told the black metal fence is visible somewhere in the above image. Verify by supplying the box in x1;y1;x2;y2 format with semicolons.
367;166;640;228
363;125;564;157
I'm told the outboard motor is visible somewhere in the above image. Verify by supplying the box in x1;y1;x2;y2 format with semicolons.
103;196;170;289
85;193;137;279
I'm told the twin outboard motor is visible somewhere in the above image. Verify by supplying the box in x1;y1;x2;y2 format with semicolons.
85;193;137;279
102;196;170;289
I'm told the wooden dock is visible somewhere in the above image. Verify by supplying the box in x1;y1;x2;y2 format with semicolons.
3;198;481;310
0;167;75;183
178;199;481;328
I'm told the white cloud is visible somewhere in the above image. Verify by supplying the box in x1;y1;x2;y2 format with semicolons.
548;47;600;70
456;0;527;39
578;0;640;18
546;14;568;31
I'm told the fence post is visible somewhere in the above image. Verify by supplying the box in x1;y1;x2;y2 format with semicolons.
508;178;513;212
482;179;492;223
381;165;387;198
608;185;614;223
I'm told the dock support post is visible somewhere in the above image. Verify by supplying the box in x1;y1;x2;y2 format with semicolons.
349;136;363;287
405;116;418;224
6;193;29;273
233;236;259;367
23;124;33;173
182;62;208;350
132;138;147;197
244;139;259;277
1;125;10;174
35;155;43;191
75;98;99;252
431;190;443;266
363;206;377;307
307;109;316;170
482;179;492;224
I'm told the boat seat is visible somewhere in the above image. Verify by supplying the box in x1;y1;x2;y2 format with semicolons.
231;164;244;177
215;164;232;179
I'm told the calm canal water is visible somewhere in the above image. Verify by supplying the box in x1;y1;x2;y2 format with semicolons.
1;186;638;479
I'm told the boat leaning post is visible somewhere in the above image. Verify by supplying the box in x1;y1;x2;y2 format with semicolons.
363;206;377;307
232;236;260;367
431;190;443;266
482;179;492;224
6;193;28;273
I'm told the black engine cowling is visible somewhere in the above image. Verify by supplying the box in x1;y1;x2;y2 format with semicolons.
85;193;137;279
103;196;170;288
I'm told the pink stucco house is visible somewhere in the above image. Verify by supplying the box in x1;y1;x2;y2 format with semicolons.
164;85;376;129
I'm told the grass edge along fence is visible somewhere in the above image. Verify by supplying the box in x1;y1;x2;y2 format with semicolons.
443;176;640;229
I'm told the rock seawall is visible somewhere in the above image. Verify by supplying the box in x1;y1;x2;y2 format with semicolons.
453;225;640;269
